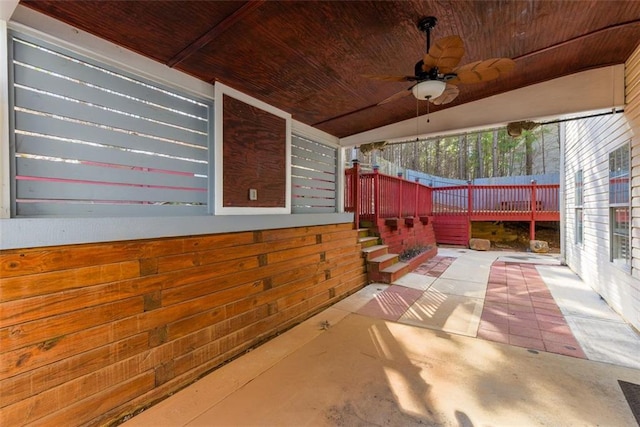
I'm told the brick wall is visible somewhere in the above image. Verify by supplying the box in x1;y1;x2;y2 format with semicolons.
0;223;366;425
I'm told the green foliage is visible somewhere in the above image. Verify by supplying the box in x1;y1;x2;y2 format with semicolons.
369;122;560;180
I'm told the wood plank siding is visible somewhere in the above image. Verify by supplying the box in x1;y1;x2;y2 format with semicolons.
0;223;366;425
563;43;640;331
223;95;287;208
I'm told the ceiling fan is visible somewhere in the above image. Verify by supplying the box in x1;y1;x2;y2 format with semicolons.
366;16;516;106
507;120;540;137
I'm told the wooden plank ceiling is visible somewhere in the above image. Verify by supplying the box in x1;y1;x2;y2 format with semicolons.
20;0;640;138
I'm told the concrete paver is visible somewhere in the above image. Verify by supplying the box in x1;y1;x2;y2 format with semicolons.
392;272;437;290
430;277;488;298
536;264;640;369
399;290;483;337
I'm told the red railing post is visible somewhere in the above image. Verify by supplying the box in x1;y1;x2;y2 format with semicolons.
467;180;473;218
415;178;420;218
530;179;537;240
397;172;403;218
373;166;380;226
352;159;360;230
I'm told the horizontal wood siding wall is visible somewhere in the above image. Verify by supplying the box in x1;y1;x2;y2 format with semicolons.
432;216;470;246
563;44;640;330
0;223;366;425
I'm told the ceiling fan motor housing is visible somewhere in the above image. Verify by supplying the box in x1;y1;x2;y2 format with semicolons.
412;80;446;100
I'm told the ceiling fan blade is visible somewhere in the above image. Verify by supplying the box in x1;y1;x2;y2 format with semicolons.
362;74;414;82
430;84;460;105
377;87;413;105
449;58;516;84
423;35;465;74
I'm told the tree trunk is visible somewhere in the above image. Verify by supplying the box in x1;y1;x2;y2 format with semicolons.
509;147;515;175
540;125;546;174
525;135;533;175
475;133;483;178
458;135;466;179
434;138;442;176
492;130;499;177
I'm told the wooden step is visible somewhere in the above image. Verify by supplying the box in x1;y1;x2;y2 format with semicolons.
360;244;388;261
367;253;399;275
358;236;379;248
357;228;370;238
379;261;411;283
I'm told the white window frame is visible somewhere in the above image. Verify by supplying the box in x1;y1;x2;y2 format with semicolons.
214;82;292;215
608;142;630;270
574;169;583;245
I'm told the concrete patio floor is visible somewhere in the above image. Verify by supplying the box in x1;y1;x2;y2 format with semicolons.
123;249;640;426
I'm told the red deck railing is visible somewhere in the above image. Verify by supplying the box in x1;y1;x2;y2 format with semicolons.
345;163;432;228
345;162;560;240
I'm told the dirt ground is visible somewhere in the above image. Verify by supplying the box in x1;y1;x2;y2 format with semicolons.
473;221;560;253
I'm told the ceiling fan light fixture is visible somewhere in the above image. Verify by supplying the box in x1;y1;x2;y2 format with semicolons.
412;80;446;100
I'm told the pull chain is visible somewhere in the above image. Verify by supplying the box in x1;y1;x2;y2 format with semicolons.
416;97;420;141
426;98;430;123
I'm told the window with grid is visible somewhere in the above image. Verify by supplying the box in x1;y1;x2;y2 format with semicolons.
9;33;213;217
609;143;630;268
575;169;583;245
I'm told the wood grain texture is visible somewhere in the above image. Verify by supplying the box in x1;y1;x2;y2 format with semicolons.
223;95;286;207
0;223;365;425
21;0;640;137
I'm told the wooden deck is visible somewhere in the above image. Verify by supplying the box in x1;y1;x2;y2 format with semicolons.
346;164;560;246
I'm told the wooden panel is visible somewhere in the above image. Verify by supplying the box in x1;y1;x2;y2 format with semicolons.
292;134;337;158
29;372;156;427
291;146;335;169
222;95;286;207
15;202;208;217
18;1;245;64
0;297;144;352
16;180;207;204
291;165;336;182
432;216;470;246
0;223;365;425
2;353;148;425
20;1;640;138
13;36;210;117
0;333;148;408
14;63;207;134
15;111;208;161
0;260;141;301
15;134;208;182
292;176;335;191
16;157;206;189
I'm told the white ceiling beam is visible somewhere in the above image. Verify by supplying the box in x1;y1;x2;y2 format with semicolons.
0;0;18;21
340;65;625;147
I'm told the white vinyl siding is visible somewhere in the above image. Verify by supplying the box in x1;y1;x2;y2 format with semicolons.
9;32;213;217
563;44;640;330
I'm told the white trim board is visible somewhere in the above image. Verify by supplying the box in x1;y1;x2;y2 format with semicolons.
214;82;292;215
0;213;354;250
340;65;626;147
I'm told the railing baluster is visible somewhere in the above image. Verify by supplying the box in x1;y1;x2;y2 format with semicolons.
347;169;560;231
